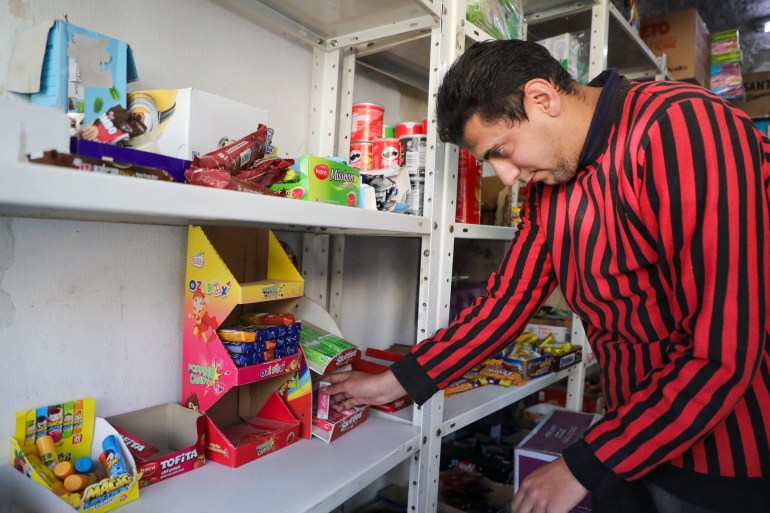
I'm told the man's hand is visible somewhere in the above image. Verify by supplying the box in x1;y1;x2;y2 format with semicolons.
324;369;407;410
511;457;587;513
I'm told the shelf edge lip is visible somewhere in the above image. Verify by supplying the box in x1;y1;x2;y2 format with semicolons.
0;162;431;235
454;223;517;240
440;366;580;435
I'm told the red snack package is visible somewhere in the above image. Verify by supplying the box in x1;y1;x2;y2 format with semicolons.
184;166;232;189
238;312;295;326
195;125;268;174
236;158;295;187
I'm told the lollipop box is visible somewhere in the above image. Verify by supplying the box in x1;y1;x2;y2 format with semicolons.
105;403;205;487
181;225;312;468
11;397;141;512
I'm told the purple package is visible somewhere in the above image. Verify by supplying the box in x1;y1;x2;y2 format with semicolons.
70;137;191;182
515;410;600;513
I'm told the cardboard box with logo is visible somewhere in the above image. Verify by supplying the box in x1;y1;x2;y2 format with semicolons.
731;71;770;119
181;226;312;467
640;9;710;88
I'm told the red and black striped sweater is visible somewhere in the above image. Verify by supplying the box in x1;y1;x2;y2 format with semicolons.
391;76;770;510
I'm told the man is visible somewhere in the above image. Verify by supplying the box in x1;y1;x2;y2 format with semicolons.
326;39;770;513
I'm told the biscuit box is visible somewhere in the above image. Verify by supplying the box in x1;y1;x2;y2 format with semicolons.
514;410;601;513
8;20;138;125
270;155;360;207
106;403;205;487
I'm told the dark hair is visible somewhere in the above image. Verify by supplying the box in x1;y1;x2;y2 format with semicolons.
436;39;577;146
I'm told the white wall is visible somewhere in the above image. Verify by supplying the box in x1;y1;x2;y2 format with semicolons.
0;0;426;494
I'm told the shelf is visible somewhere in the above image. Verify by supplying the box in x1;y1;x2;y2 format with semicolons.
441;364;581;436
0;162;431;236
6;416;420;513
218;0;439;50
524;0;666;78
454;223;516;241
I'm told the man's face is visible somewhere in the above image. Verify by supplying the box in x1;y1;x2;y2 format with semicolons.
463;113;577;186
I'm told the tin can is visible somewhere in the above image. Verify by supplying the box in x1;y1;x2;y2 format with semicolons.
349;141;373;171
422;117;428;135
456;148;482;224
351;103;384;141
395;121;423;139
382;124;396;138
399;134;426;177
406;177;424;216
372;138;400;169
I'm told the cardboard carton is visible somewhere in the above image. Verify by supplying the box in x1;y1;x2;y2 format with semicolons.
8;20;138;125
640;9;710;87
106;403;205;487
731;71;770;119
514;410;600;513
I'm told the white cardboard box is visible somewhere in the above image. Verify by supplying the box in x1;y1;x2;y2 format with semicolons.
126;89;268;160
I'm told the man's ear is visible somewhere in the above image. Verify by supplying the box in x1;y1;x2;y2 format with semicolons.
523;79;561;117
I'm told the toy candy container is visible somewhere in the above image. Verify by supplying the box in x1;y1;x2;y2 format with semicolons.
35;434;58;472
102;434;129;477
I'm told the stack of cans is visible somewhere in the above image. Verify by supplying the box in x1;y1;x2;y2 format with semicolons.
218;321;302;367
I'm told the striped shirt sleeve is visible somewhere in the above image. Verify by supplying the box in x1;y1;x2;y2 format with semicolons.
391;185;559;405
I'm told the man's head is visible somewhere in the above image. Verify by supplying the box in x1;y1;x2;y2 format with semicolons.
436;39;577;147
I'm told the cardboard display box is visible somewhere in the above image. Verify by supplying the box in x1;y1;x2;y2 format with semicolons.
640;9;710;88
126;88;269;160
106;403;205;487
11;398;141;512
181;225;312;467
514;410;601;513
731;71;770;119
8;20;138;125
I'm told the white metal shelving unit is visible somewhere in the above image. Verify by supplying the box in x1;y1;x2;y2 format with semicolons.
3;1;670;511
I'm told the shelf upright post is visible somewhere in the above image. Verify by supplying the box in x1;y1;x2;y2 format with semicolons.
308;47;342;156
407;1;465;510
588;0;611;79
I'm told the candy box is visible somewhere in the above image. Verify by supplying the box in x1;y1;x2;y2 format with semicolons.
299;323;362;375
351;352;413;413
312;404;369;443
514;410;600;513
270;155;360;207
70;137;192;183
105;403;205;487
501;348;553;380
11;398;141;512
550;344;583;372
8;20;138;125
181;226;312;467
126;88;269;160
204;373;301;467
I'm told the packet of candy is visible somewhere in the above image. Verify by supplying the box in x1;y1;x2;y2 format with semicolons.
78;105;146;145
194;125;268;174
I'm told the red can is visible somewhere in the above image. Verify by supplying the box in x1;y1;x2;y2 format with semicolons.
372;138;400;169
349;141;373;171
456;148;482;224
422;117;428;135
394;121;423;139
351;103;384;141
